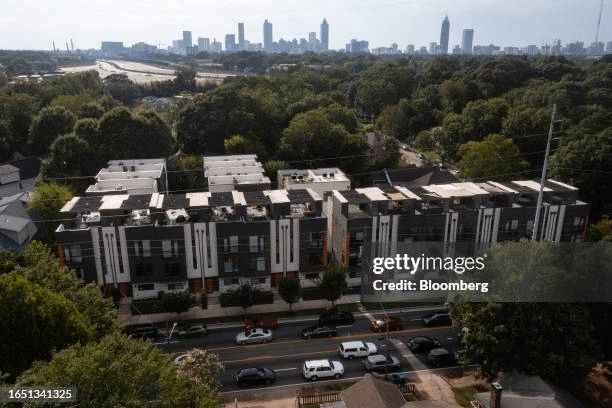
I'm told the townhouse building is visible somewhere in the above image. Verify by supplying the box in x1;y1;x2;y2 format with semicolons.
56;188;327;299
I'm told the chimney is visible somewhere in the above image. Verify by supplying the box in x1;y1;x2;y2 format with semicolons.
490;382;503;408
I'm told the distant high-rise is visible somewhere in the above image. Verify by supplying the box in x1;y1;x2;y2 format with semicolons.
320;18;329;52
183;31;192;48
263;19;273;51
225;34;236;52
439;15;450;55
238;23;245;49
462;29;474;54
198;37;210;52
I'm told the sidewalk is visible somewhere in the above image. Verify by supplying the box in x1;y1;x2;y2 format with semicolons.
223;388;297;408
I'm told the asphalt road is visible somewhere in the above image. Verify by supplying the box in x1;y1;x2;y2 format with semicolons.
153;309;463;391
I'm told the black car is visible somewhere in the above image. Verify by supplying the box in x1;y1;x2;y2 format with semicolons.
407;336;441;353
301;325;337;339
235;367;276;387
422;311;452;327
126;325;163;340
427;348;457;367
319;309;354;326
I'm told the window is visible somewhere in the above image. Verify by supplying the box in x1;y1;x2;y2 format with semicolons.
138;283;154;291
135;263;153;278
142;240;151;257
230;236;238;253
162;240;172;258
133;241;140;257
511;219;519;230
224;278;239;286
163;262;181;276
224;256;233;273
310;232;323;248
257;256;265;272
249;236;265;253
64;245;83;264
305;272;319;280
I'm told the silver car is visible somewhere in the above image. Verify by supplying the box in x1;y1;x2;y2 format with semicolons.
235;328;273;345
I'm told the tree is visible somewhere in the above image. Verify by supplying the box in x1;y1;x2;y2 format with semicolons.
27;182;73;243
0;93;39;152
15;241;117;337
15;333;221;408
28;106;76;153
263;160;289;186
457;133;528;181
174;348;225;407
278;275;301;312
587;219;612;242
551;127;612;217
224;134;267;159
0;274;94;379
160;291;193;317
236;284;258;317
167;155;205;194
451;301;598;385
46;133;95;179
319;262;347;306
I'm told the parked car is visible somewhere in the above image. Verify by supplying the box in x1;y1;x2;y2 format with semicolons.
319;308;355;326
407;336;441;353
363;354;401;373
422;311;452;327
235;367;275;386
176;322;208;338
427;348;458;367
301;325;337;339
370;316;404;332
235;328;273;345
302;359;344;381
126;324;163;340
338;341;377;359
244;315;279;330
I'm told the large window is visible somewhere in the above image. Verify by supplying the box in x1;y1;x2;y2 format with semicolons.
249;236;265;253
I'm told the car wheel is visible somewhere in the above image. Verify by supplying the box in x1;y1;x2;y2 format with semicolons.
263;339;268;344
328;333;332;338
348;355;354;360
265;379;272;384
310;376;318;381
240;341;246;345
307;335;312;340
334;373;341;379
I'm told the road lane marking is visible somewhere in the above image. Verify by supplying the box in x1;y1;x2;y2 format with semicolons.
274;368;297;372
222;348;338;364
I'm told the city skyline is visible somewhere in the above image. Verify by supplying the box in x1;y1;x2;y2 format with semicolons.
2;1;611;51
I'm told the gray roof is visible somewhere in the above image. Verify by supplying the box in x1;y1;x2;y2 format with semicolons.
0;164;19;175
341;377;406;408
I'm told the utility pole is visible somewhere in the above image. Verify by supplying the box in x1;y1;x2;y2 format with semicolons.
531;104;556;241
595;0;605;51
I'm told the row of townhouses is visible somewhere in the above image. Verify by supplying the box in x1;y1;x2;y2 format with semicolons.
54;158;589;300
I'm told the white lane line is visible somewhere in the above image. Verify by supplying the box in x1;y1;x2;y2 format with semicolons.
274;368;297;372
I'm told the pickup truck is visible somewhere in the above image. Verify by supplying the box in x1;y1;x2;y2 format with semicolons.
244;315;279;330
370;316;404;332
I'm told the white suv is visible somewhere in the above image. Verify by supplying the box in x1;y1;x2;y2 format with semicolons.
302;359;344;381
338;341;377;359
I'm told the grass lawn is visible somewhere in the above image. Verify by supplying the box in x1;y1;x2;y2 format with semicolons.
453;385;488;408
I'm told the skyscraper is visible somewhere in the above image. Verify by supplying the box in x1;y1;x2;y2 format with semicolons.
238;23;245;49
462;29;474;54
183;31;192;48
263;19;273;52
225;34;236;53
439;15;450;55
320;18;329;52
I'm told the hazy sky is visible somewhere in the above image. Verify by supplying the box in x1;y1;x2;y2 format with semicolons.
2;0;611;51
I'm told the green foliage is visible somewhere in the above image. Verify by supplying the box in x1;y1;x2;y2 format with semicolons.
451;301;598;385
104;74;141;106
15;333;221;408
46;133;95;179
160;291;193;316
167;155;204;194
319;262;347;306
0;273;94;379
263;160;289;185
15;241;117;337
0;92;39;152
98;107;174;159
174;348;225;407
278;108;368;170
49;92;96;114
457;133;528;181
235;284;258;313
224;134;268;160
27;182;73;243
587;219;612;242
551;126;612;215
377;98;439;143
28;105;76;153
278;275;301;312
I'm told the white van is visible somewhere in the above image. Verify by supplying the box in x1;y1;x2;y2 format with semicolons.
338;341;377;359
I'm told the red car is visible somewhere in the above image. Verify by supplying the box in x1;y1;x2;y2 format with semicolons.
244;315;279;330
370;316;404;332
